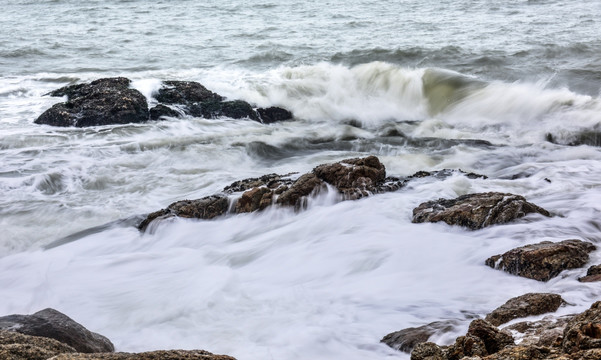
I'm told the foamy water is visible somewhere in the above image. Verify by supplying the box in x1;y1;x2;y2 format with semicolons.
1;1;601;359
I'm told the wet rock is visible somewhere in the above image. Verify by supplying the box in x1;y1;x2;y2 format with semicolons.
0;308;113;353
504;315;573;348
408;169;488;180
154;80;223;105
193;100;260;121
149;104;180;120
381;320;460;353
0;330;76;360
276;173;325;208
410;342;446;360
546;131;601;147
481;345;551;360
562;301;601;354
579;264;601;283
312;155;386;199
50;349;236;359
235;187;274;213
445;334;488;359
485;239;596;282
35;77;149;127
137;195;229;232
412;192;550;230
485;293;566;326
256;106;293;123
380;320;458;352
223;173;293;194
466;319;514;355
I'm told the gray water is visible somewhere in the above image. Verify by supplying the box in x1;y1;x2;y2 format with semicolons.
1;1;601;359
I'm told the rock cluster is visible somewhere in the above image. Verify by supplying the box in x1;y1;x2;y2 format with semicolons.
485;239;596;282
35;78;293;127
0;309;233;360
412;192;551;230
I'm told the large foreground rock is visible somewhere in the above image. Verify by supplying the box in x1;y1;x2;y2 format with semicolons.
562;301;601;354
35;78;149;127
485;293;566;326
412;192;550;230
485;239;596;282
0;330;76;360
0;308;113;353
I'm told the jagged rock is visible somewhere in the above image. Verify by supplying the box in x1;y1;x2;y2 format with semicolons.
579;264;601;283
0;308;113;353
256;107;293;123
381;320;460;353
313;155;386;199
155;80;223;105
412;192;550;230
485;293;566;326
137;195;229;232
410;342;446;360
192;100;260;121
445;334;488;359
35;77;149;127
223;173;293;194
149;104;180;120
276;173;325;208
0;330;76;360
481;345;551;360
562;301;601;354
408;169;488;180
504;315;572;348
50;349;236;359
235;187;274;213
485;240;596;282
466;319;514;355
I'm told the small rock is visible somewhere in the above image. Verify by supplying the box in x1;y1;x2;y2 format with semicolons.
35;77;149;127
149;104;180;120
485;239;596;282
562;301;601;354
276;173;325;209
256;107;293;123
0;308;113;353
485;293;566;326
381;320;460;353
412;192;550;230
313;155;386;199
579;264;601;283
235;187;274;213
410;342;446;360
504;314;572;348
138;195;229;232
466;319;514;355
154;80;223;105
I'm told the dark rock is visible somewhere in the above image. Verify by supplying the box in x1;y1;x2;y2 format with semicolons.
562;301;601;354
445;334;488;359
412;192;551;230
50;349;236;359
381;320;459;353
579;264;601;283
466;319;514;355
0;308;113;353
410;342;445;360
155;80;223;105
0;330;76;360
485;293;566;326
276;173;325;208
312;155;387;199
408;169;488;180
485;239;596;282
256;106;293;123
149;104;180;120
546;130;601;147
504;315;573;348
35;77;149;127
138;195;229;232
223;173;293;194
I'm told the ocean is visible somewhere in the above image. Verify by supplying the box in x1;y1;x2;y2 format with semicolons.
1;0;601;359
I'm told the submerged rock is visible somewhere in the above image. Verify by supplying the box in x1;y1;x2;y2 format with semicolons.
504;314;573;348
0;308;114;353
412;192;550;230
485;293;566;326
381;320;460;353
485;239;596;282
35;77;149;127
137;195;229;232
149;104;180;120
579;264;601;283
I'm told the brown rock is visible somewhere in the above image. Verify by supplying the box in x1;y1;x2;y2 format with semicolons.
446;335;488;359
504;315;573;348
138;195;229;232
223;174;292;194
312;155;386;199
485;293;566;326
485;240;596;282
467;319;514;355
50;349;236;360
276;173;324;208
579;265;601;283
410;342;446;360
235;187;274;213
562;301;601;354
412;192;550;230
0;308;113;353
0;330;76;360
381;320;460;353
481;345;550;360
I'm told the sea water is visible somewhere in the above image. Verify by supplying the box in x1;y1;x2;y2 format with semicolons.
1;1;601;359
